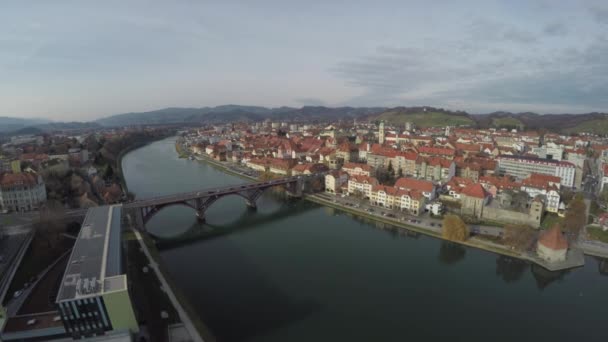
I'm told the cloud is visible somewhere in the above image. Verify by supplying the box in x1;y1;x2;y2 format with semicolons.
502;28;537;44
590;6;608;25
331;30;608;113
543;22;568;36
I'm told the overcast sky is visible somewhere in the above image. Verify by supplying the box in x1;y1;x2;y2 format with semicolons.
2;0;608;121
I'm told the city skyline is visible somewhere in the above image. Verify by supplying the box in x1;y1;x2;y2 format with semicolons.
2;0;608;121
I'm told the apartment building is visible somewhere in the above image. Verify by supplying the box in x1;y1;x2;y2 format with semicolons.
497;155;575;187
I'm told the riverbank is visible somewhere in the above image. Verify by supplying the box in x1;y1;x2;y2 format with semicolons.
117;136;173;194
181;144;529;262
180;142;590;271
306;193;524;259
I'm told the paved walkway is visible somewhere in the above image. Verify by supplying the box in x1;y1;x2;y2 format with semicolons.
132;228;203;342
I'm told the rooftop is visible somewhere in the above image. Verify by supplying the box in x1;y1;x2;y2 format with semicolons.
56;205;123;303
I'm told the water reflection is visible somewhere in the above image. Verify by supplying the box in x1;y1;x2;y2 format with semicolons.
597;258;608;276
530;264;569;290
495;256;527;283
438;242;466;265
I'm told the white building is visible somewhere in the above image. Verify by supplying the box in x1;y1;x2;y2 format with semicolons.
325;171;348;194
601;164;608;192
530;144;564;161
347;175;379;198
497;156;575;187
0;172;47;212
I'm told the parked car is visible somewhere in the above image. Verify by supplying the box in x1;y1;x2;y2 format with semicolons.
13;290;23;298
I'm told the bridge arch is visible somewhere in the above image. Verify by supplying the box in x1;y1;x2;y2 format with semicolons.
142;201;196;224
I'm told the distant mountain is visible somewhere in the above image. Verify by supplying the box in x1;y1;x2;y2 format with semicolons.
367;107;475;128
0;117;51;132
95;105;386;126
474;112;608;134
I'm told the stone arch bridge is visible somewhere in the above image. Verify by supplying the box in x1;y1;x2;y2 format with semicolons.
123;176;305;230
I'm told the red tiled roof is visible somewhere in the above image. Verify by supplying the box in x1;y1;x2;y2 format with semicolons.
461;183;487;199
0;172;39;188
395;177;434;192
350;175;379;185
538;225;568;250
343;162;372;172
418;146;455;157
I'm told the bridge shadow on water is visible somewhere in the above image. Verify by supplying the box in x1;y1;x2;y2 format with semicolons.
155;198;325;342
153;199;319;250
161;230;324;342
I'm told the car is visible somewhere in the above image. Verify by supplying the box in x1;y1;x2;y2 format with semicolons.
13;290;23;298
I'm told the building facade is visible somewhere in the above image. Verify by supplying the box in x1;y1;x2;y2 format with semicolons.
0;172;47;212
56;205;138;339
497;156;575;187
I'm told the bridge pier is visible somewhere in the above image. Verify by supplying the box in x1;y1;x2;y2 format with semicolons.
196;210;206;223
245;200;257;210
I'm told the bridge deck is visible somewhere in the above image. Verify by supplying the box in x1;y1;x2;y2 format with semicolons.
124;176;302;208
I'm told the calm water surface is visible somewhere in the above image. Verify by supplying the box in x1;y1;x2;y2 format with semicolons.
122;137;608;342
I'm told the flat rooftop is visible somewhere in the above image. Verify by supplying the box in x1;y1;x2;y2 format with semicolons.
56;205;123;303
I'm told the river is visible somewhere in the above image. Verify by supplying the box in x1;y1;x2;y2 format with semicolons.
122;137;608;342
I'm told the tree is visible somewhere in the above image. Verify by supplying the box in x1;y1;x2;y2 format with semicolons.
599;188;608;206
387;160;394;176
442;214;469;242
34;205;66;249
563;196;586;235
503;224;536;251
397;167;403;178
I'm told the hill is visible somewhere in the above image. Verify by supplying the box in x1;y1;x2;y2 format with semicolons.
96;106;385;126
371;107;475;127
0;117;51;132
475;112;608;134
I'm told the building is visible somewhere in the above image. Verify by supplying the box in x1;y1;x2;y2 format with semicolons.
530;144;564;161
394;177;436;200
460;183;490;218
342;162;373;177
56;205;139;339
497;155;575;187
601;164;608;192
378;121;385;144
347;175;379;198
325;171;348;194
536;226;568;263
521;173;561;213
368;185;425;215
0;172;47;212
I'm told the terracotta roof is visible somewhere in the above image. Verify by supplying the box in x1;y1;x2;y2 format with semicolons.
395;177;434;192
418;146;455;156
349;175;379;185
538;225;568;250
0;172;40;188
343;162;372;172
522;173;561;189
461;183;488;199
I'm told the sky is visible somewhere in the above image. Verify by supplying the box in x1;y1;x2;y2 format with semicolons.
1;0;608;121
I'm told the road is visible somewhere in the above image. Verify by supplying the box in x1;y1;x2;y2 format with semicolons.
316;192;505;238
131;228;204;342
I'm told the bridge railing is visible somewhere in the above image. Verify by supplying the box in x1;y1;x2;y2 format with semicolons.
124;176;304;208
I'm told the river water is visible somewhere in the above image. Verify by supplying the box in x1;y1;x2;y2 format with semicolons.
122;137;607;342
